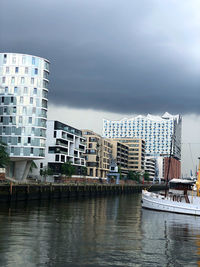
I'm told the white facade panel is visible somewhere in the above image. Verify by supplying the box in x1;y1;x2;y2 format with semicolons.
0;52;50;159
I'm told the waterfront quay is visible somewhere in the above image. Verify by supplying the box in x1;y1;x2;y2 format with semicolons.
0;183;166;202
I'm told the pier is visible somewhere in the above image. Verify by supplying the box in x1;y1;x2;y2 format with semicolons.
0;183;167;202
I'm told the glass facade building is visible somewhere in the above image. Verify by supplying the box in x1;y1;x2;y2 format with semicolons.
103;112;182;160
0;53;50;179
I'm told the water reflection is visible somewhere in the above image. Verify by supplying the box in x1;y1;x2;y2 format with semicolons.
141;209;200;266
0;195;200;266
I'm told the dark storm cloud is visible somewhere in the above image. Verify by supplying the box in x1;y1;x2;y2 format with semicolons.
1;0;200;114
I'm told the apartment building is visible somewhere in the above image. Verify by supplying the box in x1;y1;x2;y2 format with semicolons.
0;53;50;180
34;120;86;178
109;140;129;177
82;130;112;178
109;138;145;173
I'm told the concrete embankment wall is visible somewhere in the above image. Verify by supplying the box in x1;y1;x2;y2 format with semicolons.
0;184;167;202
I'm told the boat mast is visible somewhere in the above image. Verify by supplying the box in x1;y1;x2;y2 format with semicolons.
166;135;173;186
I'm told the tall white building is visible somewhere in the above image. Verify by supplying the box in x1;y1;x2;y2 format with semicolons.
0;53;50;180
103;112;182;160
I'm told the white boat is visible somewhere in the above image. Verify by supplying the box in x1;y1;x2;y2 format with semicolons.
142;178;200;216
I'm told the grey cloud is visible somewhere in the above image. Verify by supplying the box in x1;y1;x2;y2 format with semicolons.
1;0;200;115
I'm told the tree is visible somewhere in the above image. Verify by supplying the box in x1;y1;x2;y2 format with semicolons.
143;171;150;181
118;166;122;179
61;161;75;177
40;167;53;182
0;141;10;168
29;160;37;173
127;171;141;183
127;171;134;180
81;166;87;176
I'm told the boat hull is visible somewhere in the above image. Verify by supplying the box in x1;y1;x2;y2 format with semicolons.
142;190;200;216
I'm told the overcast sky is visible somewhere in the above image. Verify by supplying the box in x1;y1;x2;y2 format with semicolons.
1;0;200;175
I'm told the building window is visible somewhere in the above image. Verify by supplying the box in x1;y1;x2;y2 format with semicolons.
54;131;56;138
11;147;14;154
25;67;28;74
34;88;37;94
3;54;7;63
19;116;22;123
15;67;19;73
18;137;21;143
11;77;15;84
24;87;28;94
12;57;16;64
28;137;31;144
89;143;92;148
6;67;9;73
31;78;34;84
22;57;26;64
35;68;38;75
30;97;33;104
28;117;32;124
2;77;5;83
40;163;43;168
20;96;23;103
23;107;27;113
55;155;59;161
0;117;3;123
14;87;18;93
11;97;13;103
43;80;48;89
5;87;8;93
2;97;4;103
32;57;35;65
21;77;25;84
31;147;34;154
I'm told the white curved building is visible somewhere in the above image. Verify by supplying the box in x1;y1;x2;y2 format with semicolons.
0;53;50;180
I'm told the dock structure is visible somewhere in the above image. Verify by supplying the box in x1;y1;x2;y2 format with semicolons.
0;184;167;202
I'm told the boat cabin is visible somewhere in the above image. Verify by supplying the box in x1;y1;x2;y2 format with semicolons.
169;179;194;194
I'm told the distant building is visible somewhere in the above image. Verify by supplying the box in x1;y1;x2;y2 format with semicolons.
156;156;164;180
109;139;129;177
0;53;50;180
144;157;156;181
109;138;145;173
82;130;112;178
164;157;181;181
34;120;86;179
103;112;182;160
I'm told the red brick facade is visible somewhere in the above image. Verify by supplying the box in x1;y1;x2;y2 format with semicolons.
164;157;181;180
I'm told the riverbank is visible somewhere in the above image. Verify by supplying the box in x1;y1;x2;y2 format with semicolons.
0;183;167;202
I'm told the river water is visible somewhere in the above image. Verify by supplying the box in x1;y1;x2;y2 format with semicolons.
0;194;200;266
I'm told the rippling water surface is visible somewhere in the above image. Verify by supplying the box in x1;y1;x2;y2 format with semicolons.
0;194;200;266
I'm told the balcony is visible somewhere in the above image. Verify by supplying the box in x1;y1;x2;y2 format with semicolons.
79;145;85;152
56;139;68;147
